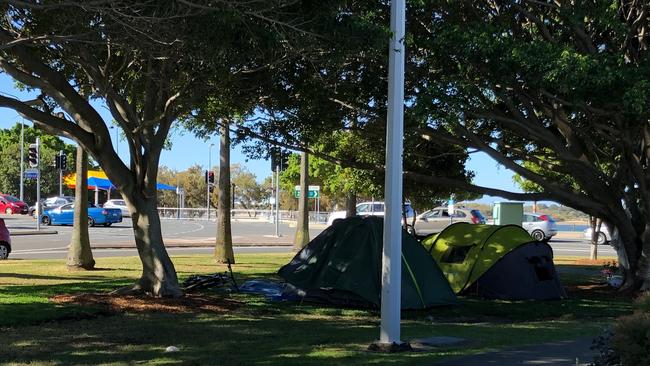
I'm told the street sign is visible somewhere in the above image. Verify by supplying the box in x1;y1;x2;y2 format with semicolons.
448;197;455;216
294;185;320;198
24;168;39;179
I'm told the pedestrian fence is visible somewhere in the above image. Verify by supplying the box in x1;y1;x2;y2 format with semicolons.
157;207;329;224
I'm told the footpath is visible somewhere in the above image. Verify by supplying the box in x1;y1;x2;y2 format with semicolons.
434;337;597;365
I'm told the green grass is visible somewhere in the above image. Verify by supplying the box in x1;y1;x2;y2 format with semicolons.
0;254;633;365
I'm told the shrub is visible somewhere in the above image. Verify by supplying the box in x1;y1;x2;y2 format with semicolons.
611;313;650;366
633;291;650;313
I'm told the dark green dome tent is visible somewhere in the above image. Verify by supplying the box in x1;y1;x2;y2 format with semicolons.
422;223;567;300
279;216;457;309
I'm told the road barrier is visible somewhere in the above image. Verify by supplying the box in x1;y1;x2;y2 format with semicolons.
157;208;328;223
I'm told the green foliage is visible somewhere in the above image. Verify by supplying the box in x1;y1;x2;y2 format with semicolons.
612;314;650;366
0;123;76;203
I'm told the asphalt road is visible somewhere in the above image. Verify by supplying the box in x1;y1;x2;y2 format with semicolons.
1;214;617;260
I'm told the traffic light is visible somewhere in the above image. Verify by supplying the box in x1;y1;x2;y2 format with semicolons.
208;171;215;184
270;148;290;171
60;154;67;170
28;143;38;167
53;155;60;169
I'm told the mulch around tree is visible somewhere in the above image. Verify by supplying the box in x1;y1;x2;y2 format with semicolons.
50;293;244;314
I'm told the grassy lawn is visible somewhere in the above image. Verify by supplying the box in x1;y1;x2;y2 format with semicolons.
0;254;631;365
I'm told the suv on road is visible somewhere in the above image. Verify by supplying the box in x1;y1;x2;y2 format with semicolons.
410;207;486;237
326;201;416;226
522;213;558;241
28;196;75;217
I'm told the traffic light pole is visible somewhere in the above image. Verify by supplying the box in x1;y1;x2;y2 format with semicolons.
36;138;41;231
275;164;280;237
59;150;63;196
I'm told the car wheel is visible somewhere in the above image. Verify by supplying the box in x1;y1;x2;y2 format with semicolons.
41;216;51;225
103;222;112;227
406;225;416;236
597;232;607;245
0;243;9;260
88;217;95;227
531;229;545;241
5;207;13;215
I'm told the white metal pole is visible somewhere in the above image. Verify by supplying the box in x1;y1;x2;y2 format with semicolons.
19;119;24;202
275;165;280;237
379;0;406;346
36;137;41;231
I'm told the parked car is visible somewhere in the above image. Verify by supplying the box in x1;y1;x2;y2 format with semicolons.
583;226;612;245
522;213;558;241
102;199;131;217
326;201;416;226
0;194;28;215
41;203;122;227
28;196;75;217
410;207;486;237
0;218;11;259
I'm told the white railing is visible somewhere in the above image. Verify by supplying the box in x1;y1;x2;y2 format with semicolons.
157;208;329;223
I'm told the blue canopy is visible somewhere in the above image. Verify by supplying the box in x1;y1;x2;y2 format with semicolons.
86;177;176;191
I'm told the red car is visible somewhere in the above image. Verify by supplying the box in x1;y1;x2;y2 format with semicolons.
0;193;28;215
0;218;11;259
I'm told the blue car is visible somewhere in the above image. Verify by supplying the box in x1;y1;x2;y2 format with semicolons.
41;203;122;227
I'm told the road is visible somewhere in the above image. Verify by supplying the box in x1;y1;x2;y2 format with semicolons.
1;214;616;260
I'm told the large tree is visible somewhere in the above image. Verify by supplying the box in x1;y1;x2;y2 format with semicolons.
0;1;329;296
403;1;650;290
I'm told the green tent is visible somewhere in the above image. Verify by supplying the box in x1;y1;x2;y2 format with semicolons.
422;223;566;300
279;216;457;309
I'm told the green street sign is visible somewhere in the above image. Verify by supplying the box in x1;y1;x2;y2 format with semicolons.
294;185;320;198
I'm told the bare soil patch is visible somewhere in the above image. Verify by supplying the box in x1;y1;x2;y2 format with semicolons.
565;282;635;300
50;293;243;314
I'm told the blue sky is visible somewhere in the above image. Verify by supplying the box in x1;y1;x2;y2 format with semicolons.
0;73;520;203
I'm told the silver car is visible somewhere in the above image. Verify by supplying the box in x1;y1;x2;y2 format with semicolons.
522;213;557;241
102;199;131;218
583;226;611;245
410;207;486;236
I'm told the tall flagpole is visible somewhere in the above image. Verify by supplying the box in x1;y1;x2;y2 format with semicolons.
378;0;406;347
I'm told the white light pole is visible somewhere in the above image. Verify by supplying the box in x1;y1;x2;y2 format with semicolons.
207;143;214;220
377;0;406;349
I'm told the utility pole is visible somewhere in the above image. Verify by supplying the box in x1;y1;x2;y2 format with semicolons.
375;0;406;350
19;119;24;201
275;164;280;237
207;143;214;220
35;138;41;231
59;150;64;196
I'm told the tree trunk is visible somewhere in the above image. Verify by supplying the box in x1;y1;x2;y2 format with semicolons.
66;146;95;270
119;190;182;297
345;191;356;217
214;121;235;263
589;216;599;260
293;151;310;250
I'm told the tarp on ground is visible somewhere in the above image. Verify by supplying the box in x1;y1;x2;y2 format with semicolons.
422;223;566;300
64;171;177;191
278;216;457;309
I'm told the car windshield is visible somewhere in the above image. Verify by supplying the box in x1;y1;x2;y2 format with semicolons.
4;195;20;202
